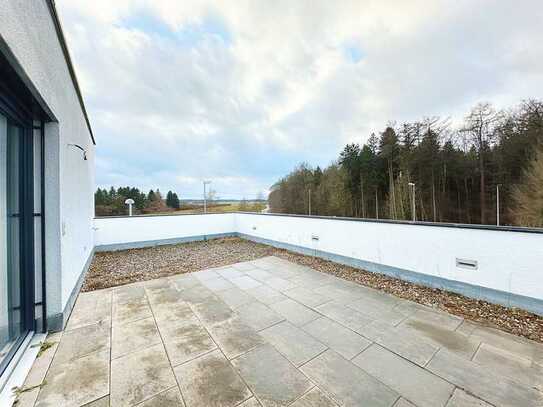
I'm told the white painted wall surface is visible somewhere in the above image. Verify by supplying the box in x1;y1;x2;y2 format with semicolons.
236;213;543;301
1;0;95;315
94;213;543;303
94;214;236;248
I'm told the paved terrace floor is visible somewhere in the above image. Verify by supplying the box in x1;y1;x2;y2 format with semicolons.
19;257;543;407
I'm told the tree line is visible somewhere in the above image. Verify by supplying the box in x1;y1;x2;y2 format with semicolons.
95;186;180;216
269;100;543;227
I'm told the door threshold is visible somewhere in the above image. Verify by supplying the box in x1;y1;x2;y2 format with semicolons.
0;332;46;407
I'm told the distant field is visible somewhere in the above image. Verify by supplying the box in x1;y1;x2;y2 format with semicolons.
165;202;266;215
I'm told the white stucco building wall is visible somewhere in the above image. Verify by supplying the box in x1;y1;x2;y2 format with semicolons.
0;0;95;329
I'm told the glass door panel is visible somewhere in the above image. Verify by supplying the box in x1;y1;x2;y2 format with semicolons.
0;113;26;373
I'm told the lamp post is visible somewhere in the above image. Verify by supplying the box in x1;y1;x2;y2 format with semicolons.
125;198;135;216
408;182;416;222
496;184;501;226
203;180;212;213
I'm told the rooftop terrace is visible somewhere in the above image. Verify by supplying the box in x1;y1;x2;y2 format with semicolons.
16;251;543;407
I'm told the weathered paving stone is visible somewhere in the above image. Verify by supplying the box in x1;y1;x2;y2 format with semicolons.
269;299;321;327
445;389;492;407
170;274;200;291
232;261;258;272
393;398;417;407
113;284;146;304
191;296;235;326
110;343;177;407
175;349;251;407
152;301;197;325
216;287;255;309
402;308;463;331
138;387;185;406
290;387;338;406
472;343;543;390
302;317;371;360
112;316;161;358
84;395;110;406
193;269;222;281
231;275;263;290
265;277;297;291
315;301;373;331
65;292;111;331
112;297;152;325
51;322;110;366
236;301;285;331
163;323;217;366
352;344;454;407
345;298;407;326
357;320;439;367
299;350;399;407
469;325;543;364
207;316;266;359
36;350;109;407
146;286;184;306
246;285;287;305
260;321;327;367
246;268;274;282
216;267;246;279
238;397;263;406
283;287;332;308
179;284;215;305
232;344;313;407
426;349;543;407
201;276;236;292
400;319;480;360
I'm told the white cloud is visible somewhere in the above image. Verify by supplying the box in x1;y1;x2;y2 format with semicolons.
56;0;543;198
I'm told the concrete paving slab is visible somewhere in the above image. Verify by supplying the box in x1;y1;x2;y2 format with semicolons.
51;322;110;366
163;323;217;366
265;277;297;291
110;343;177;407
246;268;274;282
138;387;185;406
179;284;215;305
113;285;147;304
207;316;266;359
216;267;246;280
146;286;185;306
246;285;288;305
112;297;152;326
353;344;454;407
152;301;196;326
201;276;237;292
269;299;321;327
191;296;235;326
238;397;263;406
232;262;259;272
445;389;492;406
65;294;111;331
469;325;543;364
84;395;110;406
300;350;399;407
402;308;463;331
236;301;285;331
283;287;332;308
175;349;251;407
289;387;338;406
112;316;161;359
357;320;439;367
260;321;327;367
426;349;543;407
315;302;373;331
216;287;255;309
393;398;416;407
231;275;263;290
35;350;109;407
170;274;200;291
232;344;313;407
193;269;222;281
302;317;371;360
472;343;543;390
345;298;407;326
400;319;480;360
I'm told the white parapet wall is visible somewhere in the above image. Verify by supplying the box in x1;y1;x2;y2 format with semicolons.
93;212;543;315
94;213;237;251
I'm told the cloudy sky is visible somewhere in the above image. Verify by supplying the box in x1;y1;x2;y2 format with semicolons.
57;1;543;199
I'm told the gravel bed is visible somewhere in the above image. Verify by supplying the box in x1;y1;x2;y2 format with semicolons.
84;237;543;343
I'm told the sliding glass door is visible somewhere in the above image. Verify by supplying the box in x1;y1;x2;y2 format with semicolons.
0;113;30;374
